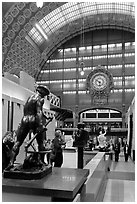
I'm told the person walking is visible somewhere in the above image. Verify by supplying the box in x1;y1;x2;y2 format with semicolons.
124;141;129;162
52;130;66;167
114;143;119;162
45;139;52;164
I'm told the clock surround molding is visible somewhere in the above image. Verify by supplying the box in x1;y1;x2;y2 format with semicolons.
86;66;114;97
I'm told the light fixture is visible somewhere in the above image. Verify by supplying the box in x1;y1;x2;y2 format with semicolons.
36;1;43;8
79;18;85;76
80;69;84;76
80;61;85;76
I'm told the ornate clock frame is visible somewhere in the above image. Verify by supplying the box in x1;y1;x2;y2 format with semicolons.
86;66;114;99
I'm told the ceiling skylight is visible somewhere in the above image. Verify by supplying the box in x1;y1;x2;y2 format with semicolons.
28;2;135;46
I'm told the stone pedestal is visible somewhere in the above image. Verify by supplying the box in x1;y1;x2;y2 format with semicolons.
3;164;52;180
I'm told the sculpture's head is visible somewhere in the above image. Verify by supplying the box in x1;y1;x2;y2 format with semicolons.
36;85;50;97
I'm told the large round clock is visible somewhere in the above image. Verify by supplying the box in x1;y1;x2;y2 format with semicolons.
90;72;108;91
86;66;114;97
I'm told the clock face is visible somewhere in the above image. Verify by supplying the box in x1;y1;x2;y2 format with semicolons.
90;73;108;91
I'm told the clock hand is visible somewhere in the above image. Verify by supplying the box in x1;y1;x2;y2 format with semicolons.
97;79;102;86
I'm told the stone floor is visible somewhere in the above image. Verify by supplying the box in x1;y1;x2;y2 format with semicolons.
103;153;135;202
62;150;135;202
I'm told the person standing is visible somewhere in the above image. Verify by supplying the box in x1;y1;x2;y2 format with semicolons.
114;143;119;162
52;130;66;167
118;138;121;155
88;139;93;151
124;141;129;162
2;131;15;171
73;122;89;169
45;139;52;164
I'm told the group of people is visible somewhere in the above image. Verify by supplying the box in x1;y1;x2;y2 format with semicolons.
96;129;130;162
113;140;130;162
2;129;66;171
85;127;130;163
45;130;66;167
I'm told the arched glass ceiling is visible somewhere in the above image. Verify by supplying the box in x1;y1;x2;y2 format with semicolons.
28;2;135;46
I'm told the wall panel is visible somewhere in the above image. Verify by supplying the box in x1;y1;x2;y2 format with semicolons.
12;99;24;131
49;83;62;91
110;68;122;76
50;72;63;80
63;94;76;106
125;67;135;75
63;71;76;79
125;56;135;64
79;94;92;105
49;62;62;69
64;61;76;68
63;82;76;90
2;94;10;136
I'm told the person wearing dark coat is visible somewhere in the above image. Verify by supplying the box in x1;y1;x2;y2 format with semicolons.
2;131;15;171
52;130;66;167
124;142;129;162
114;143;119;162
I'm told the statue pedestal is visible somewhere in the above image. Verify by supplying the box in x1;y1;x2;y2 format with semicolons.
3;164;52;180
3;168;89;202
73;142;86;169
77;147;84;169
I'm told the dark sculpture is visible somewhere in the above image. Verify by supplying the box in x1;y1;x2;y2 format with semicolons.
6;85;50;170
73;123;89;147
73;123;89;169
23;153;45;169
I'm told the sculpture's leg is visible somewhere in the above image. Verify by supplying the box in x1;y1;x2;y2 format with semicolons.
6;141;20;169
6;122;30;170
36;131;47;163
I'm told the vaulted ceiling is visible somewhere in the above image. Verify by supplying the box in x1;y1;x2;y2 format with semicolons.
2;2;135;78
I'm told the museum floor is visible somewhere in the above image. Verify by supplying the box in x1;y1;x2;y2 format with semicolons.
62;150;135;202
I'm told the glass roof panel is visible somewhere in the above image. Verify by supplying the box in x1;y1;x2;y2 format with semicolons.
28;27;44;45
80;3;97;15
40;19;45;26
63;8;80;21
61;2;78;10
40;7;65;35
28;2;135;46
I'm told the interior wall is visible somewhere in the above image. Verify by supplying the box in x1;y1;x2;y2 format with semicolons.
126;97;135;160
11;98;24;131
2;77;34;102
41;29;135;114
20;71;35;92
2;94;10;136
